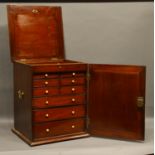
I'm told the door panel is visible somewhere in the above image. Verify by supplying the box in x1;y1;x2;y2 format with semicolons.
88;64;145;141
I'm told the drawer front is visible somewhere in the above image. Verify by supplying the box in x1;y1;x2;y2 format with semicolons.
33;79;59;87
33;95;85;108
60;77;85;86
33;88;59;97
33;64;87;73
60;86;85;95
33;105;85;123
33;74;59;80
33;118;85;139
61;72;85;78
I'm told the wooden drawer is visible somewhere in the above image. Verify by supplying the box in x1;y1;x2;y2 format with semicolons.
33;105;85;123
33;79;59;87
61;72;85;78
33;74;59;80
60;77;86;86
33;87;59;97
33;95;85;108
33;118;85;139
60;86;85;95
33;64;87;73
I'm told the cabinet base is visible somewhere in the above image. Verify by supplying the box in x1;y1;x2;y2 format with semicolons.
12;128;90;146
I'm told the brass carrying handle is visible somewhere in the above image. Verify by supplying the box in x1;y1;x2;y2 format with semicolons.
17;90;24;100
137;96;144;108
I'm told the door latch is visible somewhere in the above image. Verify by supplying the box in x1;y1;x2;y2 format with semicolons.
137;96;144;108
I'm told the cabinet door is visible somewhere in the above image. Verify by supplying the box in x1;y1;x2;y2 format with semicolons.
88;64;145;140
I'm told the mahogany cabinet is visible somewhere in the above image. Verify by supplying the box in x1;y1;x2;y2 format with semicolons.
7;5;146;146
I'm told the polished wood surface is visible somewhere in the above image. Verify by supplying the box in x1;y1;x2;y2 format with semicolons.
12;128;89;146
60;76;85;86
33;78;59;87
33;118;85;139
33;87;59;97
60;86;85;95
88;64;145;140
32;63;87;73
14;62;33;140
32;95;85;108
33;105;85;122
33;73;59;80
7;5;65;61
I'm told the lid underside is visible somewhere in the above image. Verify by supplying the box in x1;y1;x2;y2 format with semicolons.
7;5;65;61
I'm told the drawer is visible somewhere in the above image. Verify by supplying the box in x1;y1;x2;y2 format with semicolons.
60;77;86;86
33;79;59;87
33;105;85;123
33;64;87;73
61;72;85;78
33;87;59;97
33;73;59;79
33;118;85;139
60;86;85;95
33;95;85;108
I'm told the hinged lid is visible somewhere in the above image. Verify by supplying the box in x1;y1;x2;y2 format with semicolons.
7;5;65;61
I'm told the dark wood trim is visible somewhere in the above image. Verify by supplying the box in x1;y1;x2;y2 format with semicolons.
12;128;90;146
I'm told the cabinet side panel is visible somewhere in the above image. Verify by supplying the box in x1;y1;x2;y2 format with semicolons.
14;63;32;140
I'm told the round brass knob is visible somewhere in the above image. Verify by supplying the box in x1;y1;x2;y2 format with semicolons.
45;81;48;85
45;74;48;77
72;98;75;102
72;110;75;115
72;125;75;129
72;88;75;92
46;128;50;133
72;80;75;83
45;90;49;94
58;66;62;69
72;72;76;76
32;9;39;14
45;113;49;118
45;101;49;105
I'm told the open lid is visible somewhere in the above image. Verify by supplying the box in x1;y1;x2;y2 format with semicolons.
7;5;65;61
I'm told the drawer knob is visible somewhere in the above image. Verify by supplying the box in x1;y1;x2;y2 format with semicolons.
58;66;62;69
46;128;50;133
45;101;49;105
45;113;49;118
72;110;75;115
72;72;76;76
45;81;48;85
32;9;39;14
72;88;75;92
45;90;49;94
72;80;75;83
45;74;48;77
72;98;75;102
72;125;75;129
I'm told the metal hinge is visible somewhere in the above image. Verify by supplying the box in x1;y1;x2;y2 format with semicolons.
137;96;144;108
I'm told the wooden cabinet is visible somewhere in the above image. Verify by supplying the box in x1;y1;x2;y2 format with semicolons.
7;5;146;146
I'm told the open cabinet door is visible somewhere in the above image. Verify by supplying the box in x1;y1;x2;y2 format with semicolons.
88;64;145;141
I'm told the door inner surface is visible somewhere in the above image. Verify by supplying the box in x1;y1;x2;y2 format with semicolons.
88;64;145;141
